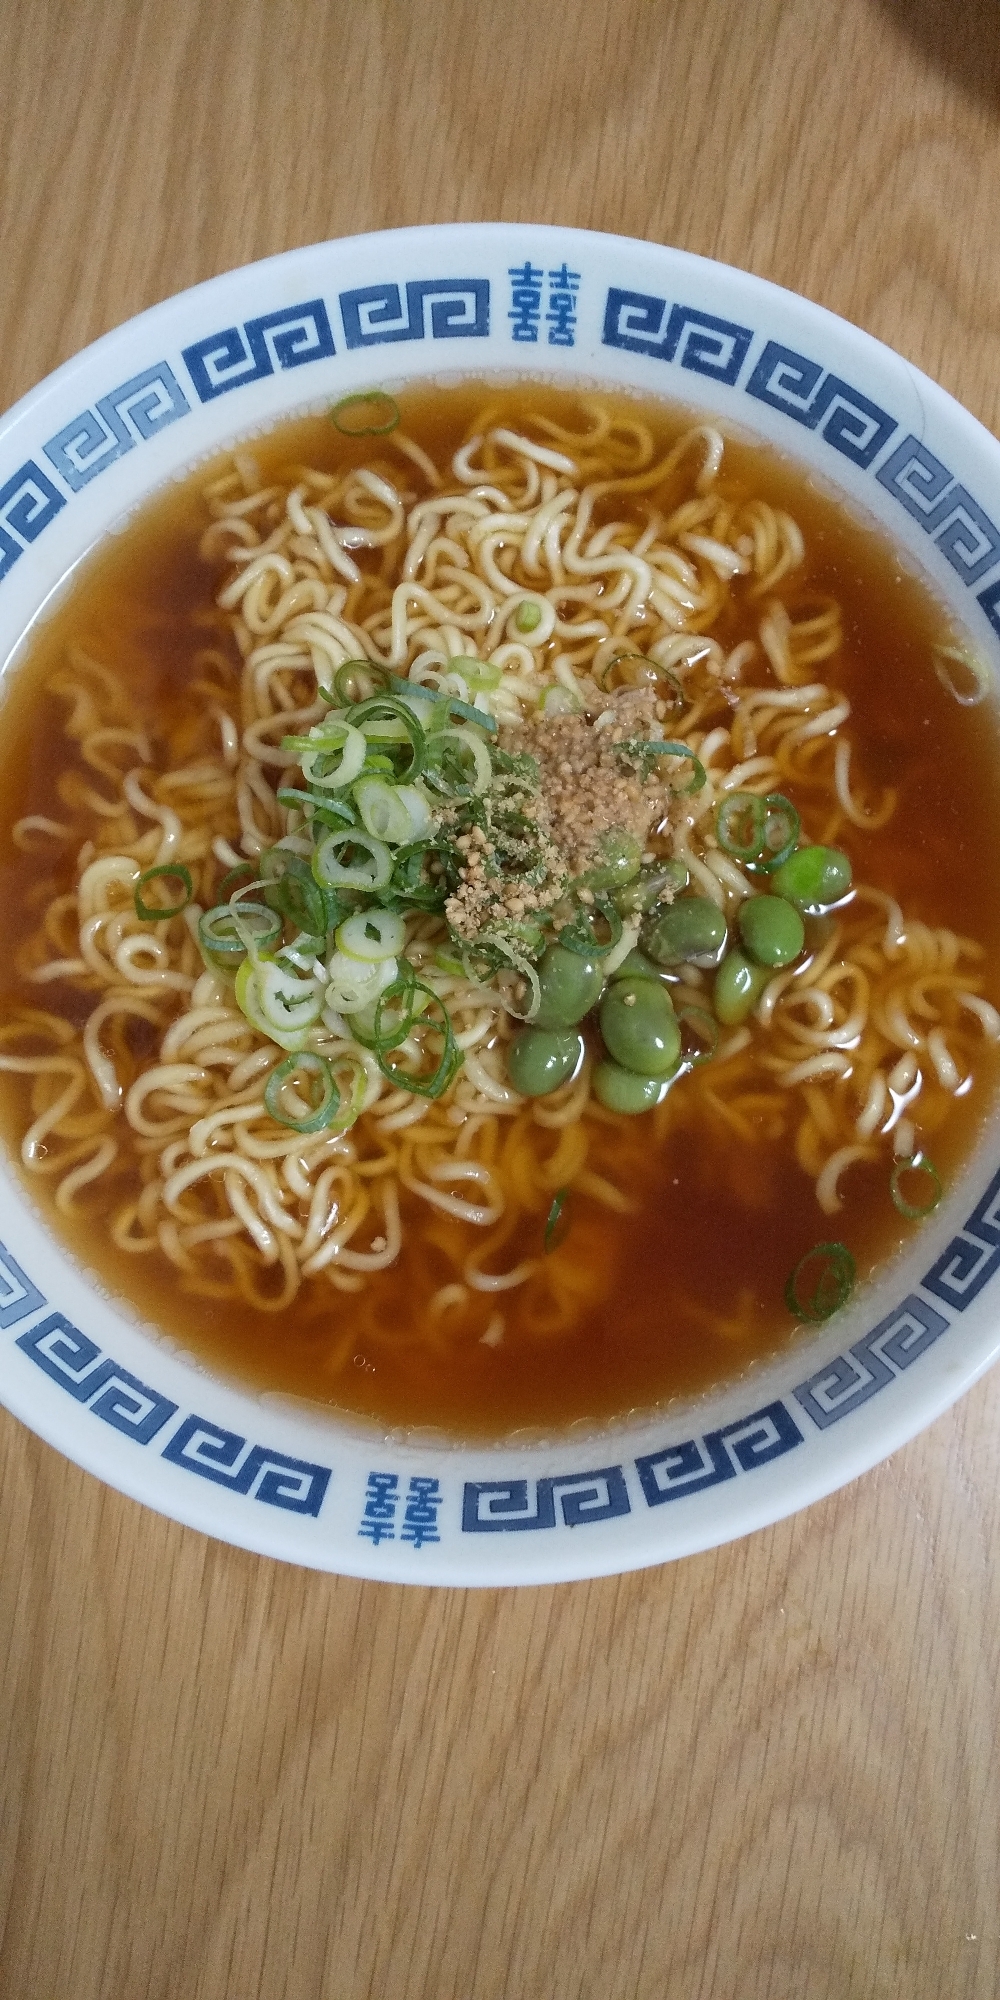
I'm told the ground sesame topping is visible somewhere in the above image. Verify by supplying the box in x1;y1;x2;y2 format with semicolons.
443;689;683;946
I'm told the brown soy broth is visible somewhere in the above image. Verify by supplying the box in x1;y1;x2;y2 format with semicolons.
1;381;999;1439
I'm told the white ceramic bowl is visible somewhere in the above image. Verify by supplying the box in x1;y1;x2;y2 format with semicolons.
2;223;1000;1584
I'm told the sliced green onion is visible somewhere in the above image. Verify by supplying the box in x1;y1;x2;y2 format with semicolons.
330;390;400;436
433;945;466;976
259;847;328;936
544;1188;571;1252
134;864;193;922
218;860;258;899
333;659;390;705
389;673;440;703
514;601;543;634
395;784;433;840
890;1155;943;1220
475;935;542;1021
347;695;426;782
423;726;493;799
556;895;623;957
598;653;685;711
312;828;393;892
274;935;325;974
336;908;406;962
199;901;280;966
388;836;456;911
264;1051;342;1134
282;721;368;791
716;792;766;862
363;961;423;1051
748;794;801;874
325;949;398;1015
597;650;657;691
276;785;357;831
235;957;323;1050
785;1241;856;1322
372;978;462;1096
428;695;498;735
352;775;414;845
616;739;706;793
449;656;502;689
346;981;429;1047
539;684;583;716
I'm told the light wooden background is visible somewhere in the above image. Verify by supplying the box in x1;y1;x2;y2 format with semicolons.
2;2;1000;1995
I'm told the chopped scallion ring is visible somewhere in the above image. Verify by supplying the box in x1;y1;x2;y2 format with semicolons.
199;901;280;965
716;792;766;862
556;894;623;957
234;957;324;1050
616;739;707;793
336;908;406;962
347;695;427;782
890;1155;943;1220
428;694;498;735
312;828;394;892
325;949;398;1015
749;793;801;874
352;775;415;846
372;977;462;1096
264;1052;342;1134
422;726;493;799
597;650;653;691
330;390;401;437
259;847;327;936
539;685;583;716
388;836;456;911
785;1241;856;1322
276;785;357;831
544;1188;571;1253
134;864;194;921
333;659;390;705
448;657;502;691
282;721;368;791
217;860;258;900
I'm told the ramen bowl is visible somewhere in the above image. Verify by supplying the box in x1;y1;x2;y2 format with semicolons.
1;223;999;1585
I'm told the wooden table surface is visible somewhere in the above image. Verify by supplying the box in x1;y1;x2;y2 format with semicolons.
3;2;1000;1994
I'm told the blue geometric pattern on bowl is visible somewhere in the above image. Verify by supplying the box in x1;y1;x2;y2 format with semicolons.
4;1145;998;1553
2;253;999;651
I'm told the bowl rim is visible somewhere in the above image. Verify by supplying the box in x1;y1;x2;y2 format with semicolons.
2;219;1000;1586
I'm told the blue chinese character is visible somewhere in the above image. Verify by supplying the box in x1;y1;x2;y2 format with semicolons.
358;1470;398;1544
400;1474;442;1548
508;262;544;344
546;263;580;348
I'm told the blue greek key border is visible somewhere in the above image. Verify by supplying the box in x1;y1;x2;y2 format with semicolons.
5;258;1000;640
3;1162;998;1543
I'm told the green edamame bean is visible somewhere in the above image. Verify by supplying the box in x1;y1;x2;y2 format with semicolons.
533;944;605;1029
507;1026;585;1097
643;896;728;967
609;949;666;983
772;844;852;913
593;1060;666;1114
714;950;772;1025
614;859;689;916
600;976;681;1076
738;893;805;968
574;829;642;893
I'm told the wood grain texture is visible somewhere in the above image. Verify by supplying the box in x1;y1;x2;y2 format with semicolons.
2;1;1000;1993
